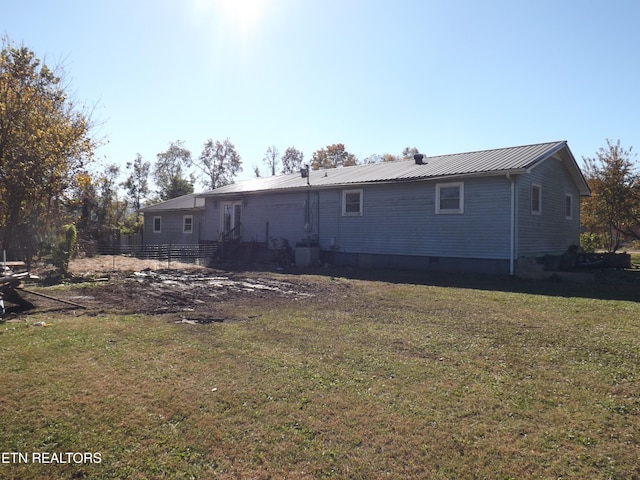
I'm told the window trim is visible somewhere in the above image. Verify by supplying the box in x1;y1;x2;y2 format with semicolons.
153;216;162;233
342;189;363;216
531;184;542;215
183;214;193;234
565;193;573;220
435;182;464;214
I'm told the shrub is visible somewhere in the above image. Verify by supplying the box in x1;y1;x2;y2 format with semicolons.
51;224;77;276
580;232;603;253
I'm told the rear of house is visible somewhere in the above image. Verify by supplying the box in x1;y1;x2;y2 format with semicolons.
142;141;590;274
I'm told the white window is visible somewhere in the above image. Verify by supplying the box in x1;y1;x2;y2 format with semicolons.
436;182;464;214
153;216;162;233
531;184;542;215
565;194;573;220
342;189;363;216
183;215;193;234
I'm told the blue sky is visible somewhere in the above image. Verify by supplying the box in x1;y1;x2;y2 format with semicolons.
3;0;639;189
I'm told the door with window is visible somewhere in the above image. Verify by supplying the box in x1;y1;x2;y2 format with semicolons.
222;202;242;240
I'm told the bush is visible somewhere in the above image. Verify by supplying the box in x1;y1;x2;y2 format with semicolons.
580;232;603;253
51;224;77;276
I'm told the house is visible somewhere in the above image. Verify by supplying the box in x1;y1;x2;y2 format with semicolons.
141;141;590;275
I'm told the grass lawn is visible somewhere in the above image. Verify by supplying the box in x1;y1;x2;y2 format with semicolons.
1;269;639;479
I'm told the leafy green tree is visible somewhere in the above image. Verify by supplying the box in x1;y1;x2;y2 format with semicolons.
51;223;77;276
69;170;97;234
193;138;242;189
310;143;358;170
122;153;150;216
121;153;150;234
0;37;96;258
163;175;195;200
69;165;126;241
581;139;640;252
95;164;127;236
154;140;194;200
68;164;129;243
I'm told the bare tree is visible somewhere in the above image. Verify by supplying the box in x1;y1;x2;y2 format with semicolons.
362;153;399;164
402;147;420;160
263;145;280;176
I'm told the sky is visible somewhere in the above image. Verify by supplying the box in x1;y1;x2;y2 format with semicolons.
3;0;639;190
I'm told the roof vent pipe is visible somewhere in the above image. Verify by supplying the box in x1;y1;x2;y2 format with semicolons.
413;153;425;165
300;164;310;185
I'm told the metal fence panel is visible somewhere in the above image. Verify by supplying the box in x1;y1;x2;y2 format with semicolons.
97;243;218;265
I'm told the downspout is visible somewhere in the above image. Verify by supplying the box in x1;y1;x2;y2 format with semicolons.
316;190;320;246
507;173;516;276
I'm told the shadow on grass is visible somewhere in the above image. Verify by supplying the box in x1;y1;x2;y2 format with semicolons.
231;263;640;303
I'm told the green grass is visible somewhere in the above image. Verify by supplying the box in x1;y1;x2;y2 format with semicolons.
1;272;640;479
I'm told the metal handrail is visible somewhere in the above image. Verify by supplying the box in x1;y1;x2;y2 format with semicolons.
220;223;241;242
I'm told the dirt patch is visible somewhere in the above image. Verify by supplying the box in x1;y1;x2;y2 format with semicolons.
67;255;209;275
14;256;332;323
68;270;316;321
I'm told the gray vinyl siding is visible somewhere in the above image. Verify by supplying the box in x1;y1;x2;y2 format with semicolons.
320;177;512;259
144;210;204;244
140;142;590;273
245;191;308;244
207;192;309;245
144;159;582;266
201;197;218;241
517;156;581;256
207;178;513;260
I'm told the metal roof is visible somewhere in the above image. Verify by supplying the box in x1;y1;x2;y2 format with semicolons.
141;193;205;212
143;141;589;211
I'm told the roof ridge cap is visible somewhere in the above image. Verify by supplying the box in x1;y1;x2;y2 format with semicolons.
426;140;566;159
